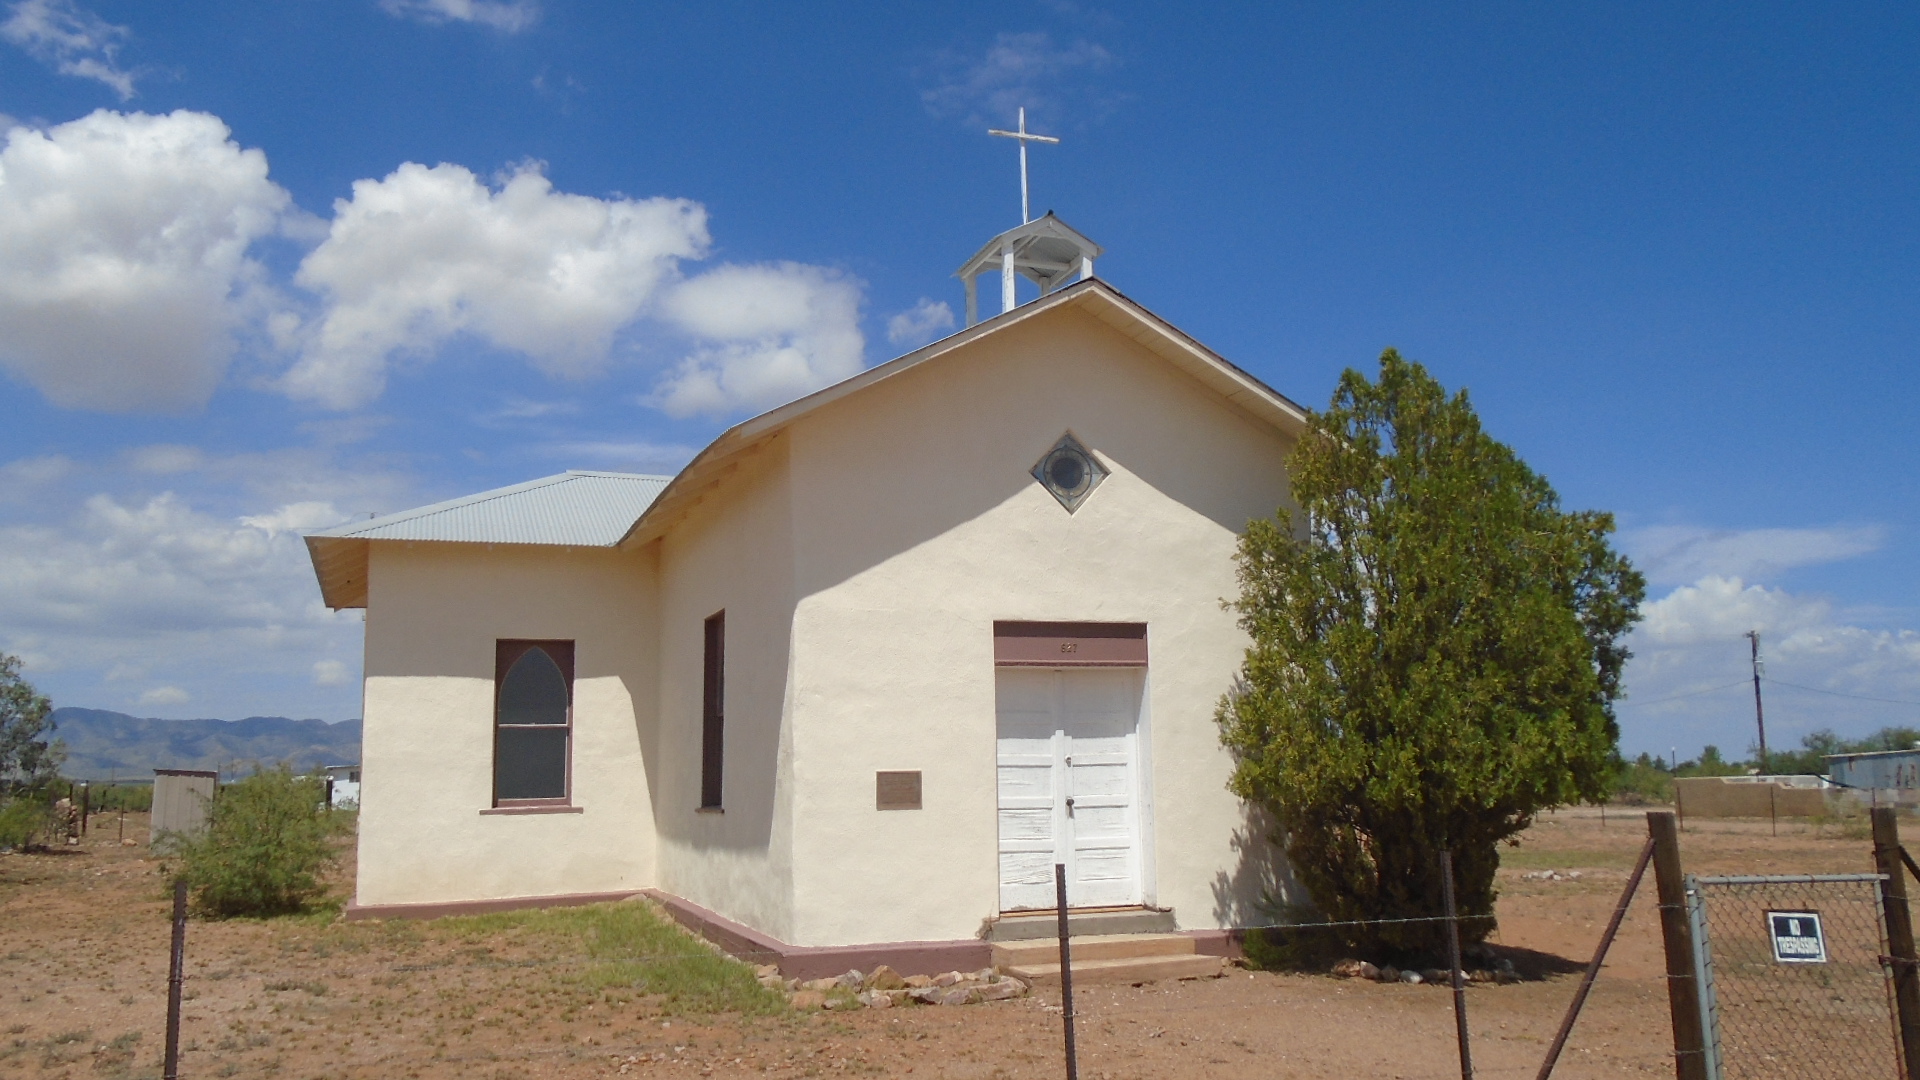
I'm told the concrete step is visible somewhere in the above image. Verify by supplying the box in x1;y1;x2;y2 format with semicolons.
1007;952;1227;988
986;907;1177;941
991;932;1196;968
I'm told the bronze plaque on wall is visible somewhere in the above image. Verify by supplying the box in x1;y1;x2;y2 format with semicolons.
876;770;922;811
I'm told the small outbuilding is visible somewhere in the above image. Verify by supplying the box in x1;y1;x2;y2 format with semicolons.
324;764;361;809
150;768;218;850
1827;750;1920;798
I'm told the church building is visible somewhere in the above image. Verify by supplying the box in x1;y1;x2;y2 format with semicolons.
304;216;1309;977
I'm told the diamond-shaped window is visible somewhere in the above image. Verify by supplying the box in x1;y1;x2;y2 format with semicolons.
1032;432;1107;513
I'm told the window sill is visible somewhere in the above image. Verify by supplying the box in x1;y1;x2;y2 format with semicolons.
480;804;583;816
695;806;725;815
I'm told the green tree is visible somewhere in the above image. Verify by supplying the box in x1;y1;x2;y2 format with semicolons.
1217;351;1644;960
1766;727;1920;775
0;653;62;795
1679;745;1745;777
169;764;351;917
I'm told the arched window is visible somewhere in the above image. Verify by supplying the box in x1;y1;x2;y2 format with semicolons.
495;640;573;804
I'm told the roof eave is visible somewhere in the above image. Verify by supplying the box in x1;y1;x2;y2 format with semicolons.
617;278;1308;550
306;534;370;610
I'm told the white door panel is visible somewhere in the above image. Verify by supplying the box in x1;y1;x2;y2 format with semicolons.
996;667;1145;911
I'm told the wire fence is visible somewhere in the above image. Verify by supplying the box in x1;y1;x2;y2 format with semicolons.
1691;873;1903;1080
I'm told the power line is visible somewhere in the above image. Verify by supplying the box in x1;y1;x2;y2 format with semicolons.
1763;677;1920;708
1621;677;1920;711
1623;680;1751;708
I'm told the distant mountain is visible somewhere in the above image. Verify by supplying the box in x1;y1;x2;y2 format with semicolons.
47;708;362;780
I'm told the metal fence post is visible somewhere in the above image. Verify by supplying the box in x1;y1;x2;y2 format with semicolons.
1650;811;1710;1080
1872;808;1920;1079
1054;863;1078;1080
164;877;187;1080
1683;875;1722;1080
1440;849;1474;1080
1535;836;1655;1080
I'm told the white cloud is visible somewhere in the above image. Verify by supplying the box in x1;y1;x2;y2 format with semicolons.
139;684;188;706
127;444;205;475
0;109;862;418
887;297;956;347
311;659;350;686
921;31;1118;127
2;0;137;98
0;110;290;411
1620;575;1920;758
1623;524;1885;586
380;0;538;33
651;262;865;417
285;161;708;409
542;441;698;472
0;491;364;712
0;454;75;499
489;395;579;420
0;493;319;633
1637;576;1834;647
239;501;349;536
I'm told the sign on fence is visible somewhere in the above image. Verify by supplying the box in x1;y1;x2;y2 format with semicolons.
1766;910;1828;964
1687;874;1899;1080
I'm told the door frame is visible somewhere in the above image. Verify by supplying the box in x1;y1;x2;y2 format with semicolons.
992;621;1157;912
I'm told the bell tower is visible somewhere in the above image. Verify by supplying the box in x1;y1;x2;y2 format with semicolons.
955;213;1104;326
956;108;1103;326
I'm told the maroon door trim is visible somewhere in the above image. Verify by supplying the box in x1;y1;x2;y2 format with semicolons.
993;621;1148;667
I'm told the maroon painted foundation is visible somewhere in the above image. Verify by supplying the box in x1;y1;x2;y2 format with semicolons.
345;888;1242;976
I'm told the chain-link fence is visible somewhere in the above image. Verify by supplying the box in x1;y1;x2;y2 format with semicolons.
1688;873;1903;1080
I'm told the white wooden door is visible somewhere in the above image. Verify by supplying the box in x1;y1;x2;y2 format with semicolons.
996;668;1144;911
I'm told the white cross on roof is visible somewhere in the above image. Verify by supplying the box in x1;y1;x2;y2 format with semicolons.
988;107;1059;224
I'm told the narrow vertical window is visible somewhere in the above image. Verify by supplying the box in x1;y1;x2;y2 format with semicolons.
495;640;573;805
701;612;725;809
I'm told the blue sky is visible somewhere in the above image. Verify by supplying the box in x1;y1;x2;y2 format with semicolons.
1;0;1916;762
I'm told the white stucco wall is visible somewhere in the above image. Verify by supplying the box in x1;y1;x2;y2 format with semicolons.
357;543;658;908
346;295;1303;943
779;306;1300;947
653;437;800;943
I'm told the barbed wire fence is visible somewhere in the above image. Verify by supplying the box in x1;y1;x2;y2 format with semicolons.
87;808;1920;1079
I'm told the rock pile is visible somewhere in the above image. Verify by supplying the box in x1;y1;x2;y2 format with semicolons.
1329;957;1520;985
758;964;1030;1009
1520;869;1583;881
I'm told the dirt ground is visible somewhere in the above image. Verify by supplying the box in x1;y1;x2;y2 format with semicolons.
0;807;1894;1079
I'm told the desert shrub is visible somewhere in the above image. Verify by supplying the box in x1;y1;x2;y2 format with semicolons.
1611;754;1673;804
90;784;153;813
169;765;351;917
0;795;56;850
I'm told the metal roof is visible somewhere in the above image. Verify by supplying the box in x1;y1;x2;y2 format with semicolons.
310;470;670;546
304;471;670;608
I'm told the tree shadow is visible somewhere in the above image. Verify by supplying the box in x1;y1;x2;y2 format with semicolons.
1481;942;1587;980
1209;805;1307;927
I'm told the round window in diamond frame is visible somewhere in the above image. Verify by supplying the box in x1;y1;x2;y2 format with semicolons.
1031;432;1107;513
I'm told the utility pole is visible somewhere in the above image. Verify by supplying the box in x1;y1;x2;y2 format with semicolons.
1746;631;1768;775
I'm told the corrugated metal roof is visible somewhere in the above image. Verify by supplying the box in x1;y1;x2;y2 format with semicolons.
310;471;671;547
